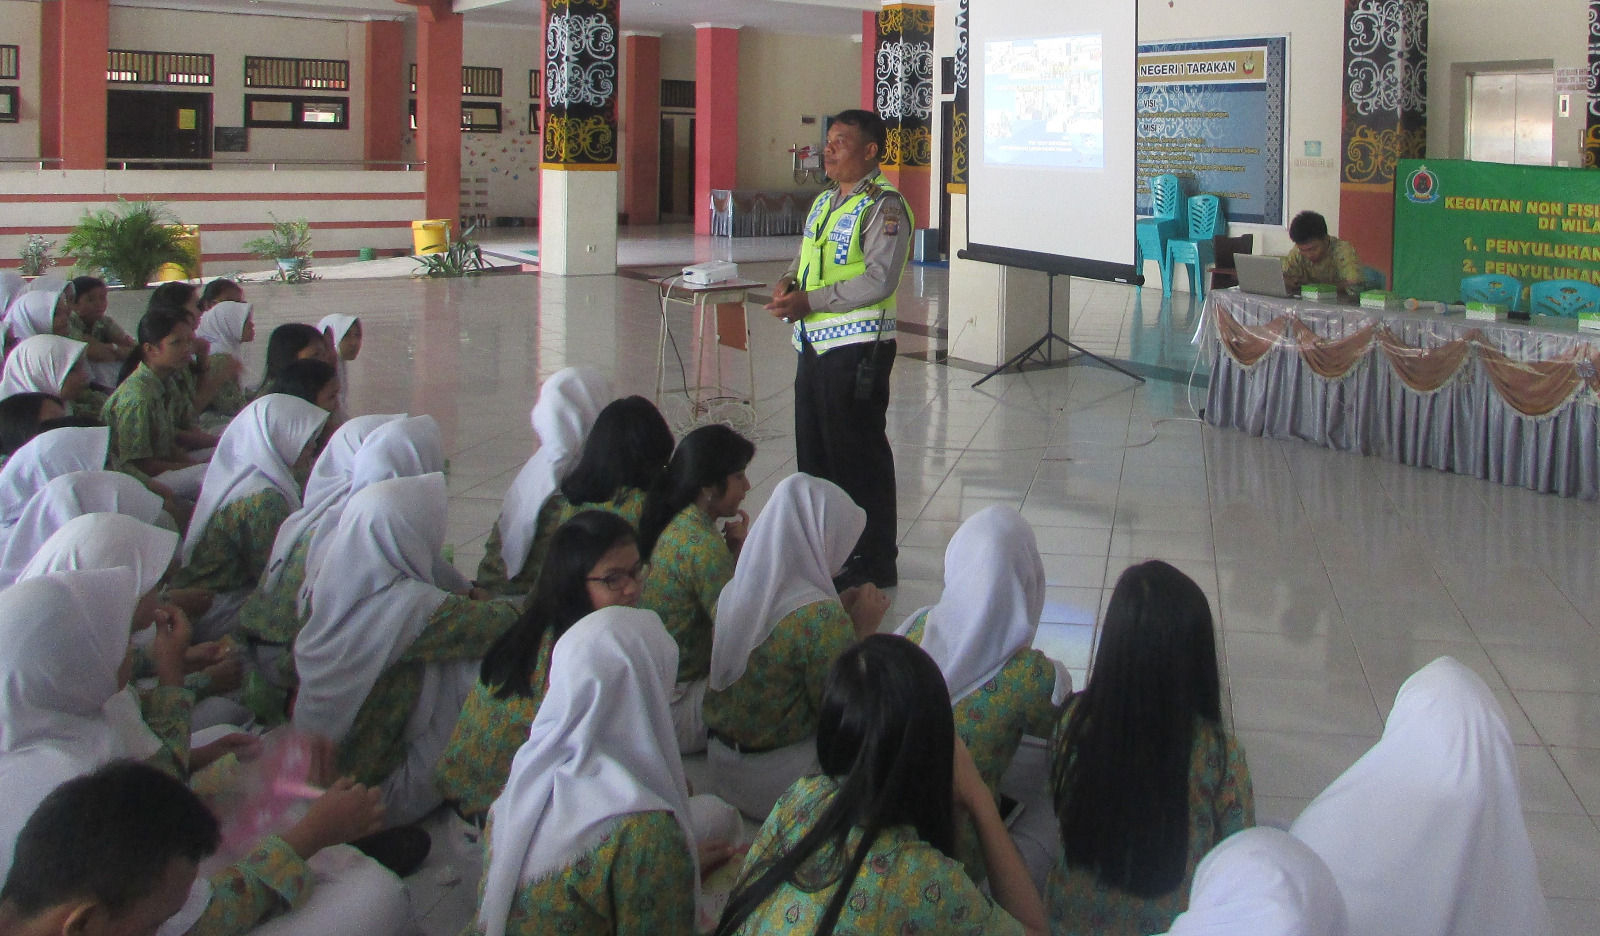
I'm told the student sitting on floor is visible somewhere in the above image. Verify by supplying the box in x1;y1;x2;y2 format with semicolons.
0;392;67;469
0;335;105;419
199;277;245;312
477;366;613;599
638;423;755;753
193;300;256;430
261;358;340;414
6;280;73;345
1049;560;1254;936
171;394;330;641
438;510;645;823
317;314;362;414
714;634;1048;936
147;281;233;421
102;307;219;499
258;323;335;400
0;425;111;549
65;275;134;390
1162;828;1348;936
293;473;519;827
701;473;890;819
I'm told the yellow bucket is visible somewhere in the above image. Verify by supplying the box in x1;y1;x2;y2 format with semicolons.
157;225;201;281
412;219;451;255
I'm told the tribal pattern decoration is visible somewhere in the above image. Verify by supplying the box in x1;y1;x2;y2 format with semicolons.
873;3;935;169
543;0;618;168
1341;0;1428;186
950;0;969;189
1588;0;1600;167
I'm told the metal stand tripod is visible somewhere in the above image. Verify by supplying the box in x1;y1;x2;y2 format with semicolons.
972;272;1146;388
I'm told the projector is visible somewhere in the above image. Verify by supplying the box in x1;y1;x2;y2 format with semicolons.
683;260;739;286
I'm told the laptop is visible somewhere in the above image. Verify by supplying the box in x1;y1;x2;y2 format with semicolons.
1235;253;1294;298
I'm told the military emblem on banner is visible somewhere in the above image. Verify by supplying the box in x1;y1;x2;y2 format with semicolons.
1405;166;1440;205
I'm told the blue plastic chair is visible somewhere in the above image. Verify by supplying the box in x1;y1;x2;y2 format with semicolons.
1135;174;1183;295
1527;279;1600;318
1361;266;1387;291
1460;274;1523;311
1166;195;1223;299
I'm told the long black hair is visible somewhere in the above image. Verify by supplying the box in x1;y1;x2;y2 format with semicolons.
715;635;956;936
1052;559;1222;898
145;281;197;316
264;358;336;405
558;395;673;507
118;306;190;384
0;392;65;455
262;323;326;389
479;510;637;699
637;424;755;558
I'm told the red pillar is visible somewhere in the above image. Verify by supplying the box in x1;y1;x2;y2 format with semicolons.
694;25;739;237
413;0;463;224
364;20;406;166
622;34;661;225
860;10;876;111
46;0;108;168
1339;186;1396;284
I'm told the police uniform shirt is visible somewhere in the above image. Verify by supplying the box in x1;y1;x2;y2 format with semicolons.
782;171;913;314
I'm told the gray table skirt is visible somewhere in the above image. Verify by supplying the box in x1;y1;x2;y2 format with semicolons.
1202;291;1600;499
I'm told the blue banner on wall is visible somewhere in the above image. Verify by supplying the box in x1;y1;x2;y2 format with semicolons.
1135;36;1287;225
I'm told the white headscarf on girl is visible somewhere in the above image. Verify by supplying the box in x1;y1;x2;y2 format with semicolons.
709;473;864;691
261;412;403;592
895;505;1045;702
292;472;452;743
0;426;110;528
496;367;613;577
316;314;358;412
0;335;87;398
0;567;143;882
297;414;447;613
196;301;251;363
0;272;24;323
1290;656;1552;936
6;283;69;342
1164;827;1348;936
180;393;329;565
0;469;166;587
478;607;697;936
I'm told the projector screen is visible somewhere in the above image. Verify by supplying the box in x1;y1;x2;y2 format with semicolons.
966;0;1138;280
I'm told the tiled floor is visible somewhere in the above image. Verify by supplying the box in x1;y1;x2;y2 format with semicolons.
111;230;1600;933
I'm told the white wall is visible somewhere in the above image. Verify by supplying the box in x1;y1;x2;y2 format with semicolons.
0;0;40;161
462;22;542;219
735;29;858;191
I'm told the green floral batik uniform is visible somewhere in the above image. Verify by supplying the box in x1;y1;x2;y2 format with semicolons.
701;600;854;751
435;630;556;818
235;528;314;688
1046;701;1255;936
172;490;293;592
476;488;647;598
102;363;184;467
67;311;131;347
69;387;108;421
474;810;696;936
337;596;519;784
728;775;1023;936
640;506;734;683
904;613;1058;880
200;352;250;430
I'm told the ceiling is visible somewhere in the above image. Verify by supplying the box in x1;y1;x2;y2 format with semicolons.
109;0;878;36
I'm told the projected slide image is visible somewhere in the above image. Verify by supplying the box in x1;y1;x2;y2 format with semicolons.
983;34;1104;169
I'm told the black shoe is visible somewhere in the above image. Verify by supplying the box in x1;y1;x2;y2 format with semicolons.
832;564;869;593
833;557;898;591
351;825;432;877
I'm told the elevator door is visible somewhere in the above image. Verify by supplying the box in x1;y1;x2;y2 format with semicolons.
1465;71;1553;166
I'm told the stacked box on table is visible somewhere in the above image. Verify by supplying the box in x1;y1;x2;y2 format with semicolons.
1300;284;1339;301
1359;291;1403;311
1464;300;1507;322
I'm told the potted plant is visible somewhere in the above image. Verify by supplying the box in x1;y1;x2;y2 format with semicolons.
411;223;489;278
243;215;315;282
62;200;194;288
18;234;55;276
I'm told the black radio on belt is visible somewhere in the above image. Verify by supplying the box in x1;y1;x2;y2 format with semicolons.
854;355;877;401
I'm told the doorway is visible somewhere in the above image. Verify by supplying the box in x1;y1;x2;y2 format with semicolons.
659;112;695;221
107;90;213;168
1450;61;1555;166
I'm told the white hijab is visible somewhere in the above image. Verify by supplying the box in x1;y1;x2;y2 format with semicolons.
317;314;358;411
0;426;110;527
0;272;23;322
196;301;251;362
0;470;167;588
292;473;453;743
0;335;87;398
1290;656;1552;936
261;412;404;592
496;367;613;576
1165;827;1348;936
710;473;864;691
180;393;328;564
478;607;697;936
297;414;446;613
0;568;142;882
895;505;1045;702
6;284;68;342
19;512;180;598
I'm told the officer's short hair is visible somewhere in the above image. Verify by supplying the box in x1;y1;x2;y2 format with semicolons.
1288;211;1330;245
832;110;888;161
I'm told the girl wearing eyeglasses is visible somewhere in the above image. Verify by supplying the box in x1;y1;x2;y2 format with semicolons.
437;510;647;824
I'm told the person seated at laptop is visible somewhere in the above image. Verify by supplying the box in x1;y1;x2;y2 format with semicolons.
1281;211;1364;297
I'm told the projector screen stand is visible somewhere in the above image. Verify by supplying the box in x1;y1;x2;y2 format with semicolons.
971;272;1145;388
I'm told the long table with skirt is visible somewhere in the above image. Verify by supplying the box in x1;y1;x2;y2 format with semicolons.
709;188;823;237
1202;290;1600;499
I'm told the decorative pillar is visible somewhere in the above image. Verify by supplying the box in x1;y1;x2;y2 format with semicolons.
947;0;968;196
1338;0;1428;283
1587;0;1600;166
693;24;739;237
46;0;108;169
364;20;407;166
540;0;620;274
413;0;463;223
621;32;661;225
860;11;876;111
872;3;934;229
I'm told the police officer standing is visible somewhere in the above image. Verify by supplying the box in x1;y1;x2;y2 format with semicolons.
766;109;912;590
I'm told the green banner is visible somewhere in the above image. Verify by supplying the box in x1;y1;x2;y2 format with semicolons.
1394;158;1600;302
